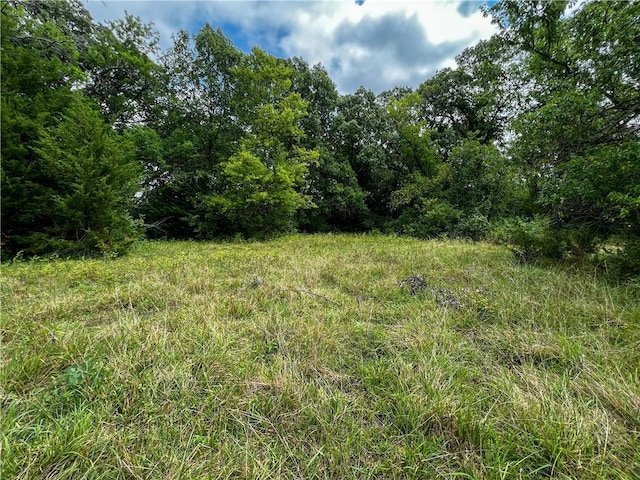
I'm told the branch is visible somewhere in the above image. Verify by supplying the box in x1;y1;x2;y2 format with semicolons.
9;34;76;61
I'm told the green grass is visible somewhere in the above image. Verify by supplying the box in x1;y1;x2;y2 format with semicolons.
2;234;639;479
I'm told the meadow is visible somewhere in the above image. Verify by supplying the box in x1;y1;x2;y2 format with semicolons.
1;234;639;479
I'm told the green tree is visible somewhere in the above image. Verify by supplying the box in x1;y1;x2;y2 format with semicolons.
331;87;396;223
297;147;369;232
13;98;141;255
286;58;369;231
488;0;640;262
200;48;318;238
446;136;517;219
286;58;339;147
384;91;455;237
137;25;244;238
417;36;519;159
83;13;162;127
1;1;151;256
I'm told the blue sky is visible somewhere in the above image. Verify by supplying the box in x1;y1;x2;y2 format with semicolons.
86;0;499;93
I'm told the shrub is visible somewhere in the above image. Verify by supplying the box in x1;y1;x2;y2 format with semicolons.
394;199;461;239
452;213;491;240
492;216;563;263
603;238;640;279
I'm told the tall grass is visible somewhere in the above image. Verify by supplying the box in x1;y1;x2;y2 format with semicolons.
2;234;638;478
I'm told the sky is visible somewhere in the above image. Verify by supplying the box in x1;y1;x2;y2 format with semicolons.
85;0;499;94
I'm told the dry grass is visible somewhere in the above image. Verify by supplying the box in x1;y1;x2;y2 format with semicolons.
2;234;639;478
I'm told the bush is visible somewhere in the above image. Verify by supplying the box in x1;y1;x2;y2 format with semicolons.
394;199;461;239
492;216;563;263
452;213;491;240
603;238;640;279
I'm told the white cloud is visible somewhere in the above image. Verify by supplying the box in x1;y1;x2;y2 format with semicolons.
84;0;497;93
278;0;497;92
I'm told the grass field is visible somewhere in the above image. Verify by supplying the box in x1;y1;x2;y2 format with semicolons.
1;234;639;479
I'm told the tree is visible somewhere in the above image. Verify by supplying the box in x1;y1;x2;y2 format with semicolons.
287;58;339;147
417;36;519;160
6;97;141;255
384;100;454;237
83;13;162;127
297;147;369;232
1;0;153;256
198;48;319;238
286;59;369;231
330;87;398;223
1;2;86;255
488;0;640;261
445;136;517;220
137;25;244;238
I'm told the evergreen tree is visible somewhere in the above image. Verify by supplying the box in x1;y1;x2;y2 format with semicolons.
31;98;142;255
1;0;153;257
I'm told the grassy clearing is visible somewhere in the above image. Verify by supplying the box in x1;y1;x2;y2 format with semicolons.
1;234;639;479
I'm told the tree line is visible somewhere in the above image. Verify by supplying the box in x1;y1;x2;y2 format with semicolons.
2;0;638;273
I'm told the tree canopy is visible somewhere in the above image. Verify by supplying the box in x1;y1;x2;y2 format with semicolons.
2;0;638;273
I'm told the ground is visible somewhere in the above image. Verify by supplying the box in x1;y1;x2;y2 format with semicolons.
1;234;639;478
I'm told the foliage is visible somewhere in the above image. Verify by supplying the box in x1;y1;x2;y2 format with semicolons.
297;148;370;232
2;0;639;276
137;32;319;240
29;98;142;256
393;199;462;239
613;239;640;280
331;87;394;222
202;144;315;238
84;13;161;127
452;213;492;241
287;58;339;147
487;0;640;272
541;142;640;248
1;1;146;257
492;216;563;263
135;25;245;238
287;59;372;231
417;35;519;157
197;48;319;238
446;136;517;219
